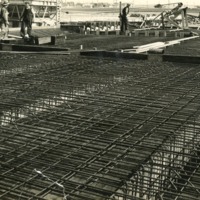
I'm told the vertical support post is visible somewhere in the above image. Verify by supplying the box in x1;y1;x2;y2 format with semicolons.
43;6;48;20
134;30;139;36
145;31;149;37
181;10;185;29
161;13;165;30
11;5;16;19
96;28;100;35
119;1;122;34
184;8;188;29
16;5;21;20
155;30;160;37
56;0;61;27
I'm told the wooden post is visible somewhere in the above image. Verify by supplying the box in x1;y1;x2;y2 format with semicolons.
180;32;185;38
134;31;139;37
184;8;188;29
155;30;159;37
119;2;122;33
116;30;120;35
161;13;165;30
105;29;108;35
96;29;100;35
56;0;61;27
181;10;185;29
145;31;149;37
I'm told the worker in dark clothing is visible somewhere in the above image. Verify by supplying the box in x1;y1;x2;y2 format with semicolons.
120;3;130;33
170;2;183;14
20;2;34;38
0;1;9;40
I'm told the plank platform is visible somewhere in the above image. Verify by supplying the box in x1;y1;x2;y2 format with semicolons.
0;43;70;51
80;50;148;60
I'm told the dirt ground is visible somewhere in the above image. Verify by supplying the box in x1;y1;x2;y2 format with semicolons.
61;34;172;51
56;32;200;55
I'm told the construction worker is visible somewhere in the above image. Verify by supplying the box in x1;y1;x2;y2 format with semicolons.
120;3;131;33
0;1;9;40
20;2;34;39
170;3;183;14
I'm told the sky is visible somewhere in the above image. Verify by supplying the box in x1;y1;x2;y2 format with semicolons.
71;0;198;6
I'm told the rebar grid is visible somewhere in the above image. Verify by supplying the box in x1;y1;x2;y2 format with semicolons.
1;54;200;200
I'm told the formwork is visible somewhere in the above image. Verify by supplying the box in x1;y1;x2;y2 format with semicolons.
0;45;200;200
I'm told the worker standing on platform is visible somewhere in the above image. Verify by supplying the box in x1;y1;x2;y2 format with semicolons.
20;2;34;39
120;3;131;33
0;1;9;40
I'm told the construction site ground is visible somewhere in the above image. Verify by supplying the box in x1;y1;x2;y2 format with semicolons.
8;27;200;54
1;31;200;199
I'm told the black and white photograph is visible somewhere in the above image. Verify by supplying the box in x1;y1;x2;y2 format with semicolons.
0;0;200;199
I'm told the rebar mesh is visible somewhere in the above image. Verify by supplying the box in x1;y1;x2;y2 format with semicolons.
0;53;200;200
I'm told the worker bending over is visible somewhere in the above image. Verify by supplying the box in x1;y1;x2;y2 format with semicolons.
166;2;184;19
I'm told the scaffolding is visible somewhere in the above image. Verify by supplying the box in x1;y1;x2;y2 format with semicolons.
0;53;200;200
6;0;61;27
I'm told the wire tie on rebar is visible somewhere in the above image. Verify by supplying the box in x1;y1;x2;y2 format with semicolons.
34;169;67;200
55;182;64;188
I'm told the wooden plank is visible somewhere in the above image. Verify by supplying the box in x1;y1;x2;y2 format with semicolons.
51;35;67;45
8;34;22;39
1;38;24;44
133;42;164;49
175;36;199;42
169;29;183;32
80;50;148;60
0;43;70;51
126;36;199;53
128;41;180;53
0;51;70;55
34;36;52;45
163;54;200;64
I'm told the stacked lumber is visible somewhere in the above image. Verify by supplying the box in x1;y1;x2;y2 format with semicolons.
121;36;199;54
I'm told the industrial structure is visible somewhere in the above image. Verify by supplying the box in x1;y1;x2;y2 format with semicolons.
1;0;61;27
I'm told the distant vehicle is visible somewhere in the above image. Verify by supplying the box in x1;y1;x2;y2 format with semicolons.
154;4;162;8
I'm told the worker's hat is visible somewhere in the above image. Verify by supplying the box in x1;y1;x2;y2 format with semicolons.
2;1;9;6
127;3;131;6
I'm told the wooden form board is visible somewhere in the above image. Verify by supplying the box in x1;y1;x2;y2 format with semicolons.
121;36;199;53
0;43;69;52
80;50;200;64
